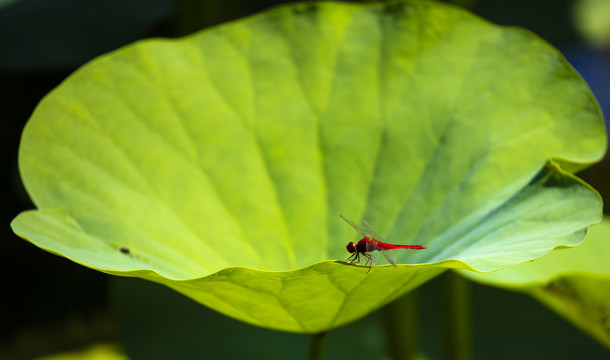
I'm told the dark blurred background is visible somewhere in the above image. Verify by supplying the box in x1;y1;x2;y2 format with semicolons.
2;0;609;359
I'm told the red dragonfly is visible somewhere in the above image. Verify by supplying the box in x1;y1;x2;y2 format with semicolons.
340;215;426;271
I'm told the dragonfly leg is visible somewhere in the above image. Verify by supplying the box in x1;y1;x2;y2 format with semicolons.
363;253;372;266
363;253;374;273
347;252;361;264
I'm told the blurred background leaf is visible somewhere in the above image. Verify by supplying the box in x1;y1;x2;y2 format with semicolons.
0;0;18;10
37;343;128;360
574;0;610;49
459;217;610;349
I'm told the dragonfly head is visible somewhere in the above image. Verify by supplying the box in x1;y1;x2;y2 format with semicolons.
346;241;356;253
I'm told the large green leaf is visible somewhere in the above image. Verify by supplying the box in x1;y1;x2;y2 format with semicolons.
460;217;610;349
11;1;605;333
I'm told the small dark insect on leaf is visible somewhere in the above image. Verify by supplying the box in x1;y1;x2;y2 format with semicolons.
119;247;131;255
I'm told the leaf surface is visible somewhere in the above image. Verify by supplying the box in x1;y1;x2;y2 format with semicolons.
11;1;605;332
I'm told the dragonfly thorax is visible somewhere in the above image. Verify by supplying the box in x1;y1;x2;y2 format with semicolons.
356;238;371;253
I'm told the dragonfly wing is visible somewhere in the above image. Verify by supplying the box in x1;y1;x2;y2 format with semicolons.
340;215;368;238
365;240;378;253
380;249;397;268
368;250;380;266
361;220;381;240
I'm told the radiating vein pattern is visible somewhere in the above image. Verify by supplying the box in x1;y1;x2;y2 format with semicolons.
12;0;604;333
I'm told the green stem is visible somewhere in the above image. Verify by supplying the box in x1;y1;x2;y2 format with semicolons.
382;290;421;360
441;271;471;360
307;332;327;360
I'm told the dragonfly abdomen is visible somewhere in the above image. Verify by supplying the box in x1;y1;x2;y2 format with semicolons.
379;243;426;250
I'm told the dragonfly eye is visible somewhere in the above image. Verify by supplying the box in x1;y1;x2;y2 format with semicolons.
346;242;356;253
